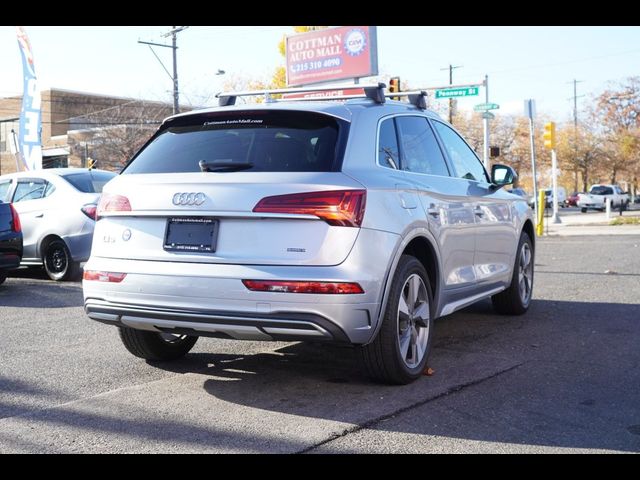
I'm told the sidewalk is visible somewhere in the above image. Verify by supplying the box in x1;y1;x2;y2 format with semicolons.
542;206;640;236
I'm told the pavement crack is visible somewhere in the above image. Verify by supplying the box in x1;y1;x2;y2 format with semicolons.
296;361;525;454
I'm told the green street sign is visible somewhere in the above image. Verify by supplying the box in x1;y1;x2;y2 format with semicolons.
435;87;479;99
474;102;500;111
482;111;495;120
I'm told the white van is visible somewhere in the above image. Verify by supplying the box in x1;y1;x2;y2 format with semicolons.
543;187;566;208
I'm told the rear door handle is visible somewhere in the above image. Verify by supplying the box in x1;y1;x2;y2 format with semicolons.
35;213;44;218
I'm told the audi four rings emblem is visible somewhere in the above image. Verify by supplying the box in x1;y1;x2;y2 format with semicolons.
172;192;206;206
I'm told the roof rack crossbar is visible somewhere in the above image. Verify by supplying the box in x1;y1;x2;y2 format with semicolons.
216;82;388;106
385;90;428;110
363;83;386;104
216;81;483;109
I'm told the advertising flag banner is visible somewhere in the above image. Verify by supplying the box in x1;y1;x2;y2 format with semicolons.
286;26;378;87
16;26;42;171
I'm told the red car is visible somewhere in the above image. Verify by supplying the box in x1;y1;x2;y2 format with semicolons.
565;191;581;207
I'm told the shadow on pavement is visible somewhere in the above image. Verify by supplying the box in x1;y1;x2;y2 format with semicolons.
146;298;640;452
0;268;82;308
1;298;639;453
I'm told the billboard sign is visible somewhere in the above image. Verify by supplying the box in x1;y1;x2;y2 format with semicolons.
285;26;378;86
15;26;42;171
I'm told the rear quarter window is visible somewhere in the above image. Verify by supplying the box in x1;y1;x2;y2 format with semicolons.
0;180;12;202
122;110;346;174
61;171;117;193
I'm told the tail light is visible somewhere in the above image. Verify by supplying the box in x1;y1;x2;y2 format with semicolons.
83;270;127;283
9;204;21;233
242;280;364;294
97;193;131;218
81;204;97;220
253;189;366;227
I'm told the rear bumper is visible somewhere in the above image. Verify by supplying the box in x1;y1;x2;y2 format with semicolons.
577;202;603;209
83;227;400;344
0;233;23;270
85;299;351;343
0;253;21;270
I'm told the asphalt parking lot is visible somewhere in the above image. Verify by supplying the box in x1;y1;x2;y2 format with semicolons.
1;234;639;453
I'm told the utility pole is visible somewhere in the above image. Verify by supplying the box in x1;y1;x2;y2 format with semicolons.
138;26;189;114
482;74;490;170
440;64;462;124
170;27;180;114
568;79;584;192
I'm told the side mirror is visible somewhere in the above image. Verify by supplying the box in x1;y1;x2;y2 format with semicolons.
491;164;517;188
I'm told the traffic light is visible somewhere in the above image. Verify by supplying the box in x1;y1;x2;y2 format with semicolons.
87;157;96;170
543;122;556;150
389;77;401;100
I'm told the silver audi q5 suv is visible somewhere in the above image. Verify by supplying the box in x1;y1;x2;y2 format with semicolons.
83;86;535;384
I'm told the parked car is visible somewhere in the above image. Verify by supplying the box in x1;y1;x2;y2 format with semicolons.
0;201;23;285
0;168;117;281
528;187;567;209
83;86;535;384
577;185;630;212
565;191;581;207
544;187;566;208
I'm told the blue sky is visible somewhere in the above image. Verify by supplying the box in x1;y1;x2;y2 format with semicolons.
1;26;639;122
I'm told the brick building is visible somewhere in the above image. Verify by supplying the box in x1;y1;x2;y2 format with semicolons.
0;89;177;175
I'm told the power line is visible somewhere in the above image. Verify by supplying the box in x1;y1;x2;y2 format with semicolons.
469;48;640;77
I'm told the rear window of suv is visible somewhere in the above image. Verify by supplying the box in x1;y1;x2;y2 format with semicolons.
123;110;345;174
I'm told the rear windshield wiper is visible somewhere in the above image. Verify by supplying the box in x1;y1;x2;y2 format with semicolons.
199;160;254;173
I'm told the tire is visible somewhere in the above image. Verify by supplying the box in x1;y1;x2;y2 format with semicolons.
492;232;534;315
581;207;587;213
119;327;198;361
43;239;79;281
359;255;434;385
0;271;6;285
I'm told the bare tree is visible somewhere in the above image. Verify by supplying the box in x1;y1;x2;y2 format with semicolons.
591;77;640;186
556;123;604;192
66;100;174;171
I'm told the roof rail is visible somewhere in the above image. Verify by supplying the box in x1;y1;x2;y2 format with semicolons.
215;83;428;110
217;83;388;106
